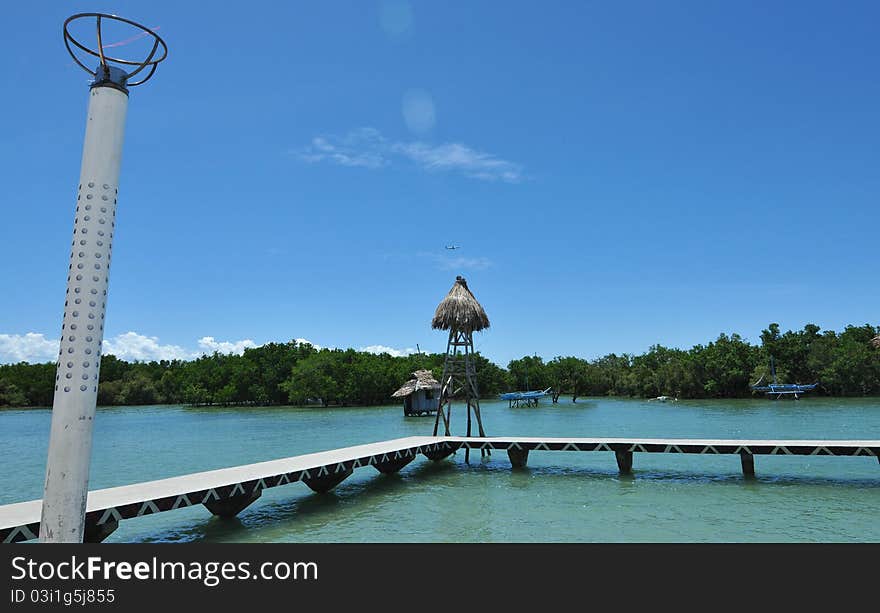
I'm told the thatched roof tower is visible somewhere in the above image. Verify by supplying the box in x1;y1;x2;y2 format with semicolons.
431;276;490;333
430;276;490;454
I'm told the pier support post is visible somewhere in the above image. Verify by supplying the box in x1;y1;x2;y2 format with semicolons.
740;453;756;478
507;448;529;468
374;456;414;475
83;517;118;543
204;491;261;518
303;468;353;493
615;450;633;475
424;446;456;462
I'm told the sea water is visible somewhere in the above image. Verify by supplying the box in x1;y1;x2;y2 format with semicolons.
2;397;878;542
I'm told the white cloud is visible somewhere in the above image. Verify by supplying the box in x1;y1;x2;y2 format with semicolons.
102;332;195;362
0;333;59;363
0;331;271;364
391;141;522;182
360;344;417;357
197;336;257;355
296;128;387;169
295;128;523;182
0;331;411;363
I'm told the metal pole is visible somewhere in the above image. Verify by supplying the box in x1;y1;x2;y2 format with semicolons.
39;12;166;543
40;83;128;542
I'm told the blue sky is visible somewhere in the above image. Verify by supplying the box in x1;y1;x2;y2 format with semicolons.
1;1;878;366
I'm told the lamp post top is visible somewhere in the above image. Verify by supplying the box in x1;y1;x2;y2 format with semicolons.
64;13;168;92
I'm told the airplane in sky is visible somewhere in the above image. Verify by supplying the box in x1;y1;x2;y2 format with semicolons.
445;244;460;250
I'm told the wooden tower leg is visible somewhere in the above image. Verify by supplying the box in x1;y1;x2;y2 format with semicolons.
467;354;489;457
464;335;490;458
432;400;443;435
433;399;451;436
474;403;489;457
434;327;490;451
465;401;472;463
433;332;455;437
432;402;440;435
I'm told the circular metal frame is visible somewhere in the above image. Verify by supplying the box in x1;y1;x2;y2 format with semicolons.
63;13;168;87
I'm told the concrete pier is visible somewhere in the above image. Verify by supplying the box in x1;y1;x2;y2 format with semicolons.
2;435;877;543
204;491;262;517
615;450;633;475
374;456;415;474
507;447;530;468
303;467;354;493
740;453;756;478
84;516;118;543
424;446;456;462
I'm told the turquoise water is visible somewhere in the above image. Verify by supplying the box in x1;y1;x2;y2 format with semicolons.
2;397;879;542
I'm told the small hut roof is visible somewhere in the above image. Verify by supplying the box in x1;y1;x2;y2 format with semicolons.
391;369;440;398
872;335;880;349
431;275;490;333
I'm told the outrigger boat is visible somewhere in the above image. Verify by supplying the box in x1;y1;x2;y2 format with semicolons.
501;365;552;407
751;356;818;400
500;388;552;401
500;387;552;407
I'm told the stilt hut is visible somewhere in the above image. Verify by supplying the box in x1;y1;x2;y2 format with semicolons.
432;275;490;462
392;370;440;416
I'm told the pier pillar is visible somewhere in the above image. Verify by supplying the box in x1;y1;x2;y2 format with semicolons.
204;491;261;518
83;517;118;543
615;451;633;475
740;453;756;478
303;468;353;493
374;456;414;475
507;448;529;468
424;446;456;462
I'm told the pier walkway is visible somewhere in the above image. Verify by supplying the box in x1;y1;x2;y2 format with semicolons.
2;435;878;543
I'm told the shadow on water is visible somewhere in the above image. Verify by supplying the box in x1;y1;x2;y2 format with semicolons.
137;459;462;543
130;456;879;542
461;458;880;489
565;400;598;409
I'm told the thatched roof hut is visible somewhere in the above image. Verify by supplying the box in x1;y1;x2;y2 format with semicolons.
392;369;441;416
872;335;880;349
392;369;440;398
431;276;490;333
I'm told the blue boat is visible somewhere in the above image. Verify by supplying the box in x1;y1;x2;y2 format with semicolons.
500;387;552;407
500;389;551;401
751;357;818;399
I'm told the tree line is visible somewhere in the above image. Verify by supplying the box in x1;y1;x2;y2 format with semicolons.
508;323;880;400
0;340;508;408
1;323;878;408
